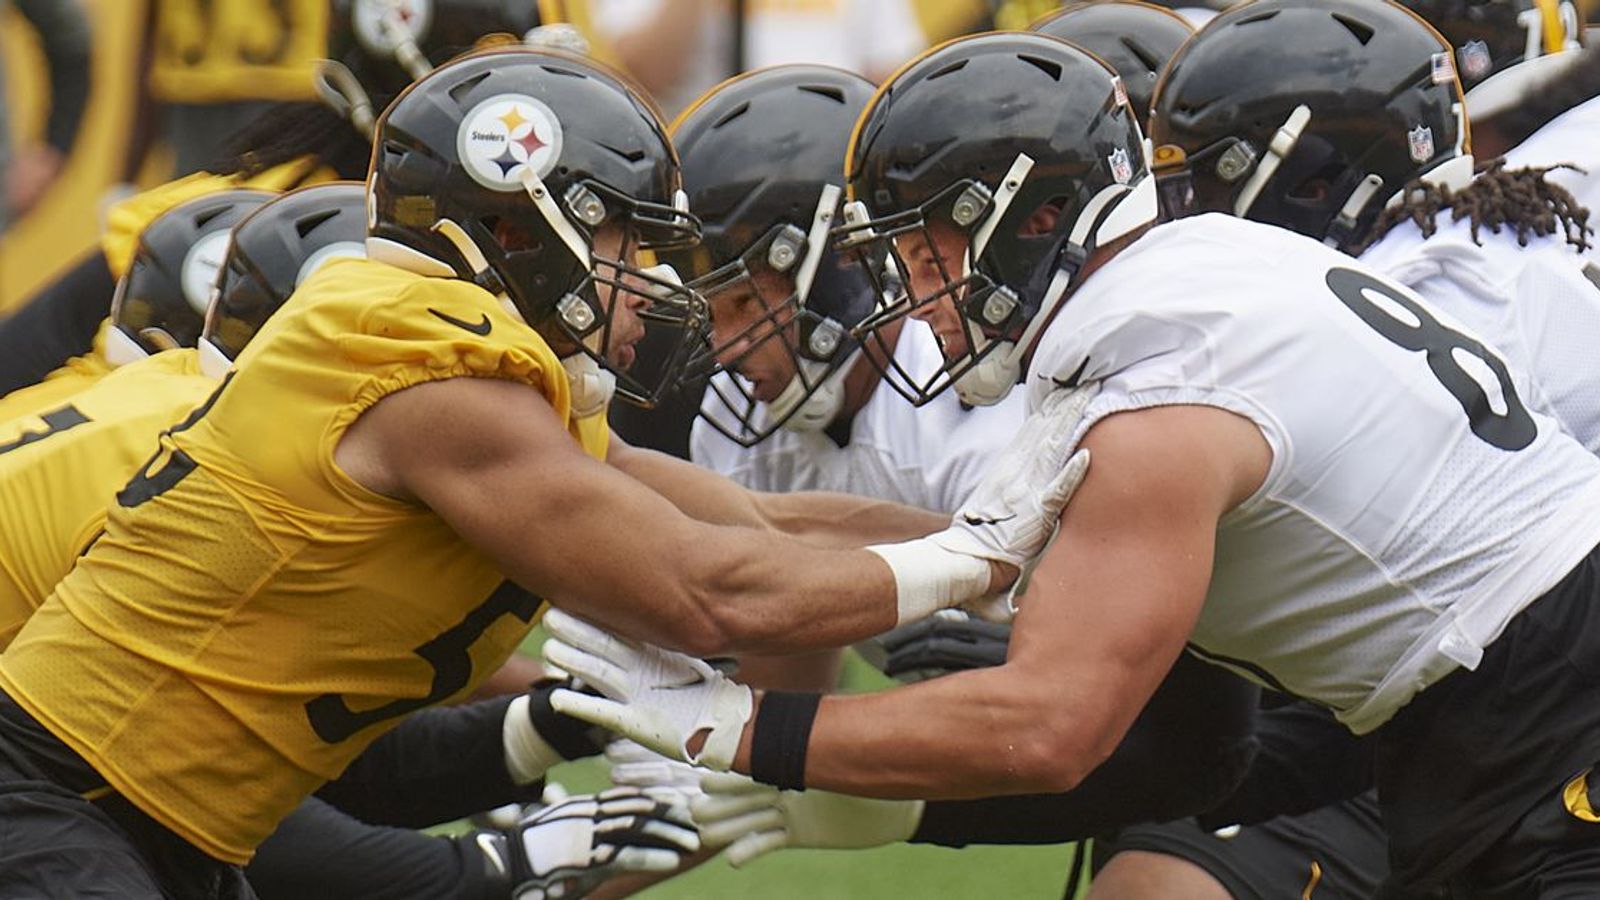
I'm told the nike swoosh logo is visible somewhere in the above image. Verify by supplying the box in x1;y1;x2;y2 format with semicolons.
1045;356;1092;390
428;308;493;336
474;833;508;877
659;671;708;690
962;513;1016;527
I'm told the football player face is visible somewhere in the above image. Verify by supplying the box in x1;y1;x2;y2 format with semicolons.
590;223;651;370
705;267;802;404
898;222;974;359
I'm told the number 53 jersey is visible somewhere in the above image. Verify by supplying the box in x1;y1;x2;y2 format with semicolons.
0;257;603;865
1028;214;1600;736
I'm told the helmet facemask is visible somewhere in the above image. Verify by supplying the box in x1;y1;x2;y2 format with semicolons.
684;184;875;446
431;169;707;412
839;151;1146;408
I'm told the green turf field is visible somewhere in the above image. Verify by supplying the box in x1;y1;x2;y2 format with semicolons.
522;632;1090;899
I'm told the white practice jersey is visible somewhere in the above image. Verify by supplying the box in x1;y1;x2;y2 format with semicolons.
1503;94;1600;262
692;321;1026;514
1362;210;1600;454
1028;213;1600;734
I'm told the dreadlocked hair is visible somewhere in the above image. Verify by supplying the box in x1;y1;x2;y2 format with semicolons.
207;102;373;181
1356;158;1593;255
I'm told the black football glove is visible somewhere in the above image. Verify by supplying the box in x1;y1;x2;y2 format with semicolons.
880;610;1011;681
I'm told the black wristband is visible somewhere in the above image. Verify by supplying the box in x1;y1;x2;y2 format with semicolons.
749;691;821;791
528;679;607;761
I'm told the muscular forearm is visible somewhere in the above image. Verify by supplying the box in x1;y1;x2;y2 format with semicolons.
611;437;944;547
733;662;1102;800
911;660;1261;845
759;491;946;548
630;529;904;657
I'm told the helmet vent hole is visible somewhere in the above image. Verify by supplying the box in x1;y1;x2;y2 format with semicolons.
1017;54;1063;81
1120;38;1162;73
193;207;229;229
539;64;587;79
448;72;493;105
296;210;339;239
1331;13;1376;46
798;85;846;103
599;141;646;163
928;60;969;80
713;102;751;129
1235;10;1280;26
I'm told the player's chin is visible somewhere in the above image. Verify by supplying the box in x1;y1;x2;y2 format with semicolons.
611;342;637;371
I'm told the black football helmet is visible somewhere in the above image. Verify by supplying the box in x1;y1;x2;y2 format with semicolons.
660;65;878;447
319;0;545;135
1149;0;1474;253
1030;1;1197;125
1395;0;1583;116
199;183;370;376
837;32;1156;407
108;189;276;365
369;48;703;409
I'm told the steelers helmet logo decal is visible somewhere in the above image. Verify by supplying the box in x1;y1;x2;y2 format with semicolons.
458;94;565;192
352;0;434;55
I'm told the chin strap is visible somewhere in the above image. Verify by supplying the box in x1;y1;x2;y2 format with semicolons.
770;353;855;433
197;337;233;380
103;326;151;369
952;266;1075;407
562;353;617;418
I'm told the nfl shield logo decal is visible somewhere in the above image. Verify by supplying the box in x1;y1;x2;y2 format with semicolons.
1459;40;1492;80
1408;125;1435;164
1108;147;1133;185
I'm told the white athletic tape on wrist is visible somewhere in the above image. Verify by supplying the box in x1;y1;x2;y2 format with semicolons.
504;694;566;785
866;539;993;626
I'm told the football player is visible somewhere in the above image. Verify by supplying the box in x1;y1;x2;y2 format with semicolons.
644;57;1256;856
0;0;552;398
0;189;275;422
1074;2;1596;895
0;48;1081;898
545;31;1600;899
0;181;690;900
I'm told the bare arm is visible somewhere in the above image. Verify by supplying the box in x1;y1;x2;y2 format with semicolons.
607;432;947;547
729;405;1271;799
338;378;937;657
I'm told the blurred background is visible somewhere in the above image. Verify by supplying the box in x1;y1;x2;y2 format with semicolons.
0;0;1231;315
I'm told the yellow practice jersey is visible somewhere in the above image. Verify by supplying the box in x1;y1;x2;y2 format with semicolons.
147;0;327;104
0;257;602;864
0;350;212;648
0;326;116;423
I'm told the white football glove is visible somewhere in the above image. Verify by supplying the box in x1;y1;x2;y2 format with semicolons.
606;738;706;799
691;771;924;867
931;381;1096;569
543;609;753;771
489;786;700;900
867;383;1095;625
